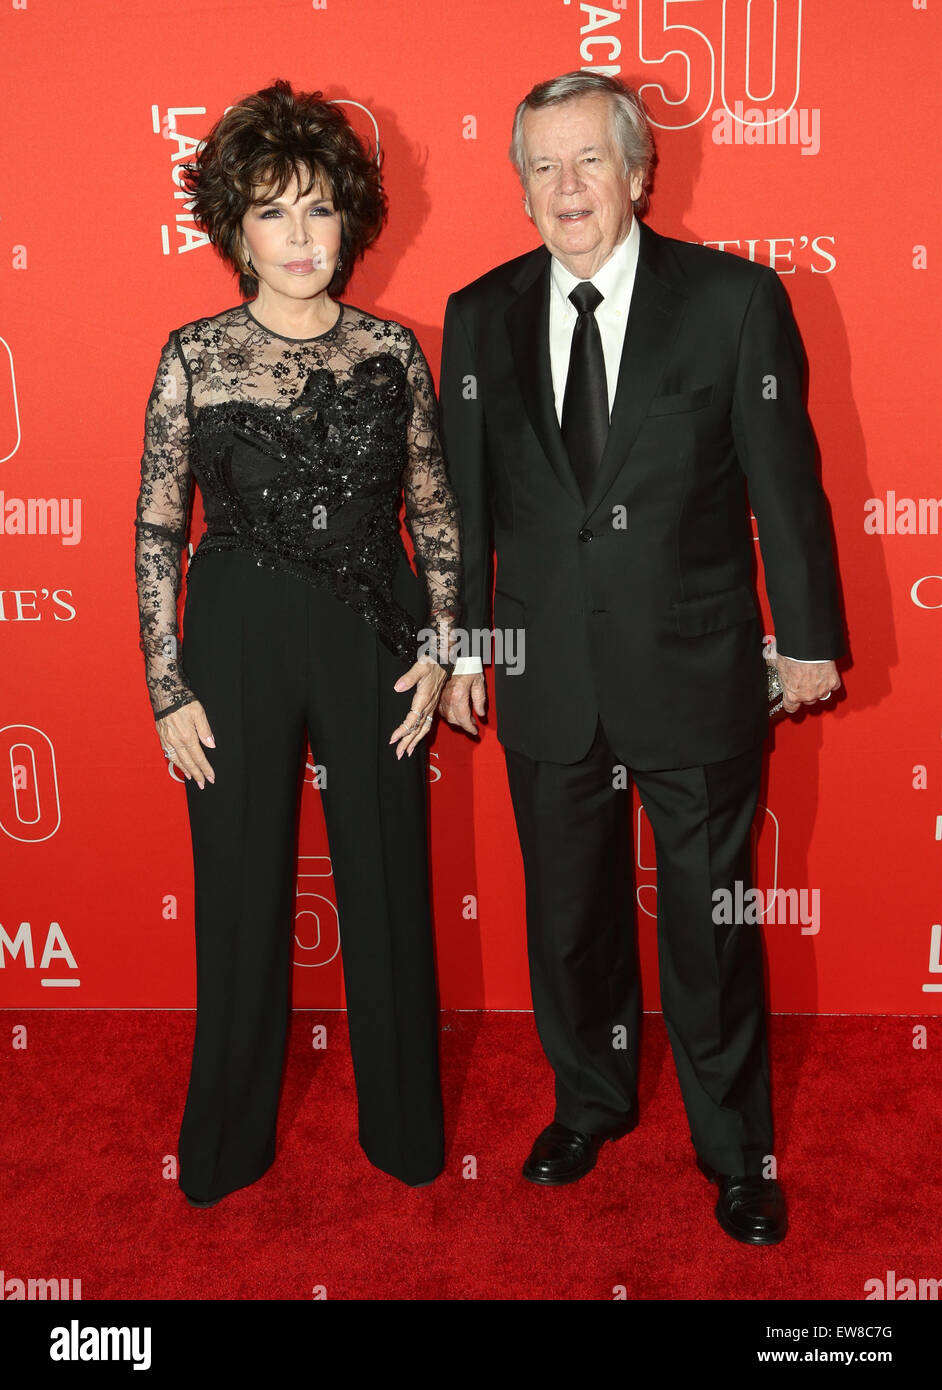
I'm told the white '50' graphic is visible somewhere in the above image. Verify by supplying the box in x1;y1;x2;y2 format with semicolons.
634;0;802;130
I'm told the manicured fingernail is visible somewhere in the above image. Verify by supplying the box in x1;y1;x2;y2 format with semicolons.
206;736;215;747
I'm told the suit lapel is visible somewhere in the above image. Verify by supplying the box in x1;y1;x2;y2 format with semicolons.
505;255;584;506
583;221;688;519
502;224;689;517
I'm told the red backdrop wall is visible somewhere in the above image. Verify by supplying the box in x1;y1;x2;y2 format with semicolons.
1;0;939;1015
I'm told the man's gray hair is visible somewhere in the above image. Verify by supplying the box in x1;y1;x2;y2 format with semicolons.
509;71;656;214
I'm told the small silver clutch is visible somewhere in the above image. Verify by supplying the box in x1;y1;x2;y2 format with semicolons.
766;658;785;717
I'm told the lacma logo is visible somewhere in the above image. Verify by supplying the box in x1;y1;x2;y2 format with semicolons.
0;921;80;988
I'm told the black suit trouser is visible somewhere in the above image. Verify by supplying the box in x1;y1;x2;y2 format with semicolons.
503;717;772;1175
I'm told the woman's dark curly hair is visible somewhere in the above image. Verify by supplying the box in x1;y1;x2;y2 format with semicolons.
179;79;387;299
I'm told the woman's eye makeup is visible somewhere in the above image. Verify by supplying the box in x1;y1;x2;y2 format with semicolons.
255;203;335;218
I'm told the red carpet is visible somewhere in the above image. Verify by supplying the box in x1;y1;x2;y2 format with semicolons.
3;1010;939;1300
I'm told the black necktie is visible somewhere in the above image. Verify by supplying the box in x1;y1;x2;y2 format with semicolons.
561;281;608;501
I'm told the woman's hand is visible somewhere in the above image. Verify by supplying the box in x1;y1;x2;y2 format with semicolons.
156;701;216;788
389;658;448;759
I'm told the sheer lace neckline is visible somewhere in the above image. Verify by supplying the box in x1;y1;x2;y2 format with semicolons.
243;299;344;343
135;306;461;720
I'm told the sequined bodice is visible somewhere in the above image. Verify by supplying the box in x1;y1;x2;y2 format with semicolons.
134;301;461;720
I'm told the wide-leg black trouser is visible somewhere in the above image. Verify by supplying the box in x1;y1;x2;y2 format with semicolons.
177;548;444;1202
503;717;772;1176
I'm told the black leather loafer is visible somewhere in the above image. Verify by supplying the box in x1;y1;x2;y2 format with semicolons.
523;1118;635;1186
697;1156;787;1244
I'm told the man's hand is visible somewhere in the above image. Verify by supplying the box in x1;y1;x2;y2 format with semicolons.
438;672;487;735
775;656;841;714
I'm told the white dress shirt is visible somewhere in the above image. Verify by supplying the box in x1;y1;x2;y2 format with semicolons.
548;213;640;423
449;216;825;673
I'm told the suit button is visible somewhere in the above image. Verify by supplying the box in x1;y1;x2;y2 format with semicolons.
578;527;593;542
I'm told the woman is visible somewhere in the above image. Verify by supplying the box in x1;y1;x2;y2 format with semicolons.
134;80;461;1206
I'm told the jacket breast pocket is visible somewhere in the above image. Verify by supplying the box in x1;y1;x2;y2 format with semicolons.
647;384;715;416
673;583;760;636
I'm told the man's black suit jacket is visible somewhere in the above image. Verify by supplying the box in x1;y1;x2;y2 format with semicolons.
438;218;845;770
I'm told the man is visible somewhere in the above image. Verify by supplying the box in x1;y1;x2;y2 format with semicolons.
437;71;844;1245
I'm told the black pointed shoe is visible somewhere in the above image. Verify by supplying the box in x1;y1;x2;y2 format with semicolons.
697;1156;787;1244
523;1118;635;1186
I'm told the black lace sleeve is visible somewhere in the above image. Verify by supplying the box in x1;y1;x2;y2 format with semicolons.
134;333;198;721
402;331;462;664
